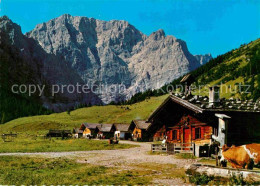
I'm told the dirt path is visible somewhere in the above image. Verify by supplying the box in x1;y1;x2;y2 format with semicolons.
0;140;196;185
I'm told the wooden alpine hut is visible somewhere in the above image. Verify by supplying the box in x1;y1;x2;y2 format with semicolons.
80;123;101;138
147;84;260;157
97;124;116;139
131;120;151;141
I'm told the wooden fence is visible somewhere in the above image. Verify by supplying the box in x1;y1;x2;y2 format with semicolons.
151;143;195;154
151;144;168;153
173;143;195;154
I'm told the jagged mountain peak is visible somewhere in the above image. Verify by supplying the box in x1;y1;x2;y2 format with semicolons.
0;16;101;111
0;16;23;43
149;29;166;40
25;15;212;103
0;16;20;35
194;53;213;65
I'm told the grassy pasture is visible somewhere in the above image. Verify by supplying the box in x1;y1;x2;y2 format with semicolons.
0;137;137;153
0;95;168;134
0;156;151;185
0;156;189;185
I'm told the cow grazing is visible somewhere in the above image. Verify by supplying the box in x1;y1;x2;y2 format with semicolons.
220;143;260;169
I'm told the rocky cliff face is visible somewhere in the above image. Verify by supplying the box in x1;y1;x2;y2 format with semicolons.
27;14;212;103
0;16;101;111
194;54;212;65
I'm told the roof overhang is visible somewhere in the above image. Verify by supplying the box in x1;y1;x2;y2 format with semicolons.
170;95;204;114
148;95;204;122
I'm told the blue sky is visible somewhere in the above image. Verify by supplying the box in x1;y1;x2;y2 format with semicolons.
0;0;259;57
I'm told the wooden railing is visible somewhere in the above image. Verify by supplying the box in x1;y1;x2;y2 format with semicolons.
173;143;195;154
151;144;168;153
151;143;195;154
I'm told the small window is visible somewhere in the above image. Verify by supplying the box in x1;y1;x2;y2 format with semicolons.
172;130;177;140
195;128;201;139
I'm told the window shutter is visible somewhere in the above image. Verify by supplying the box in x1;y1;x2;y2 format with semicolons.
201;127;204;139
192;128;196;140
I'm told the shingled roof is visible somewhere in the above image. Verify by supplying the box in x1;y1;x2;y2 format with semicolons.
82;123;101;129
148;93;260;121
114;124;131;132
171;93;260;112
132;120;151;130
73;128;83;134
97;124;114;132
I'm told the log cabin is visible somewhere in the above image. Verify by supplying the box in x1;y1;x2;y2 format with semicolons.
147;86;260;157
80;123;101;138
97;124;116;139
114;123;134;140
131;120;151;141
72;128;83;138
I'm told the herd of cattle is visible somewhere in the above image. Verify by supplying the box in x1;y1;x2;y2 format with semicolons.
220;143;260;170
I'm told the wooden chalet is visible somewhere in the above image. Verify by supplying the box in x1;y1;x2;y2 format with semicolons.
131;120;151;141
147;86;260;157
114;123;135;140
80;123;101;138
72;128;83;138
97;124;116;139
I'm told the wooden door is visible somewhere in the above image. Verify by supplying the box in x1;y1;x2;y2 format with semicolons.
183;128;191;143
183;128;191;150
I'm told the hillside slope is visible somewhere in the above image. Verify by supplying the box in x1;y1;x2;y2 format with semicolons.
0;95;168;134
190;38;260;99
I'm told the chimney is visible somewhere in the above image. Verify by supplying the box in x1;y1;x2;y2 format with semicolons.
212;113;231;147
180;74;193;98
209;86;220;105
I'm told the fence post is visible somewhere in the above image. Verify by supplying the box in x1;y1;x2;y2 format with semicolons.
193;143;195;155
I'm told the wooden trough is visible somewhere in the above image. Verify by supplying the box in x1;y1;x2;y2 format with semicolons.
186;164;260;182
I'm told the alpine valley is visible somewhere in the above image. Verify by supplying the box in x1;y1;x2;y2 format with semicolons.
0;14;212;122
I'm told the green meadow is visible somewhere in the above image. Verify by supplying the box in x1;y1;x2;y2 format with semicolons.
0;95;165;153
0;95;168;134
0;156;151;185
0;137;137;153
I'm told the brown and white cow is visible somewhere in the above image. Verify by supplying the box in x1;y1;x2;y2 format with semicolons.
220;143;260;169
